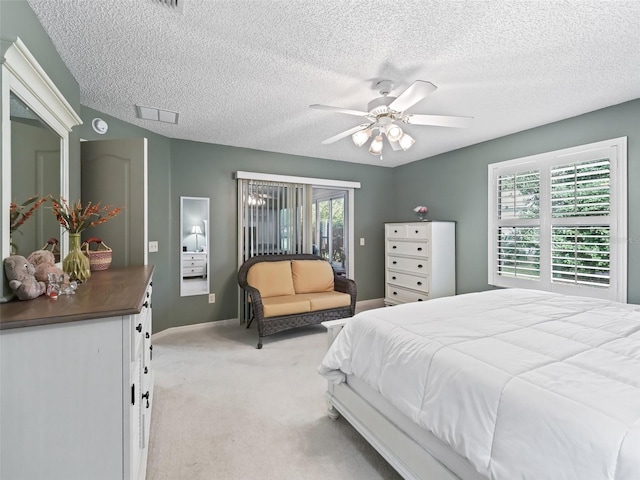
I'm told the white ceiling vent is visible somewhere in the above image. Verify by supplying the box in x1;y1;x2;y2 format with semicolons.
150;0;183;13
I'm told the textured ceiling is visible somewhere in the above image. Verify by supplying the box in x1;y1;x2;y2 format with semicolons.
26;0;640;167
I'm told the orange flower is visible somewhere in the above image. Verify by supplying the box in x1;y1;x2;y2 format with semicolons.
10;196;47;235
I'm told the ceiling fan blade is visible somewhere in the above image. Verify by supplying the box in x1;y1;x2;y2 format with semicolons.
321;123;373;145
404;114;473;128
310;104;370;117
388;80;437;113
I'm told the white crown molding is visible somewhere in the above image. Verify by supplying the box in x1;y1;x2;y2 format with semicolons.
1;36;82;132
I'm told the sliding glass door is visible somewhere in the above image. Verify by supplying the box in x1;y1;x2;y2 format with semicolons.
312;189;348;276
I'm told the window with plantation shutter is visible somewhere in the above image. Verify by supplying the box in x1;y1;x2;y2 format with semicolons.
488;137;627;302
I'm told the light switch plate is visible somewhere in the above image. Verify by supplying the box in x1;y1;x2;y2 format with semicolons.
208;293;216;303
359;237;365;246
148;241;158;252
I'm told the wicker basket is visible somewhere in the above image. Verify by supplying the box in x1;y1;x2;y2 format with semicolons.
41;237;61;263
82;237;113;271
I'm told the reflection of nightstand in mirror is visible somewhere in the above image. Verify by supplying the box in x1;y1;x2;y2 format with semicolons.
182;252;207;278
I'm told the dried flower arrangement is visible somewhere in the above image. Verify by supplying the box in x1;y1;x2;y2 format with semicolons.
50;197;122;234
10;195;47;235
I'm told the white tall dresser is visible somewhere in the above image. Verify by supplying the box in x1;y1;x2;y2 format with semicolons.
384;221;456;306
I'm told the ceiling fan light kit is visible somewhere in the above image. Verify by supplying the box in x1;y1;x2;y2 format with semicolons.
352;127;372;147
369;135;384;156
310;79;473;159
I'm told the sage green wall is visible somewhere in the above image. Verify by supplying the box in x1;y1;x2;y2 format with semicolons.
168;140;393;330
76;110;393;332
393;99;640;303
79;106;174;332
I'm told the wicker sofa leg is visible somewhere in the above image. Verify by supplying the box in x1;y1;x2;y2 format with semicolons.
257;336;263;349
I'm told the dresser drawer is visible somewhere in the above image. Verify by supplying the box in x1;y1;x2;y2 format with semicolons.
386;224;408;239
387;256;429;274
183;266;206;276
386;285;430;304
387;240;428;257
387;271;429;293
182;258;206;268
406;224;429;239
183;253;206;261
131;286;152;360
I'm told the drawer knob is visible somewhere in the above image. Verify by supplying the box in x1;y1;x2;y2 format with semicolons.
144;366;148;374
418;264;423;268
392;276;397;280
418;298;423;302
417;281;422;286
392;261;397;265
146;332;150;339
143;301;149;308
393;291;398;295
136;323;142;333
417;247;423;251
415;230;419;233
394;230;398;233
142;391;150;408
392;245;397;249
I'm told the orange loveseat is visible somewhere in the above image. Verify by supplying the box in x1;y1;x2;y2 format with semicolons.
238;254;357;348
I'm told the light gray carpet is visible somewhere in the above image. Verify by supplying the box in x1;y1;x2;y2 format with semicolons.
147;320;402;480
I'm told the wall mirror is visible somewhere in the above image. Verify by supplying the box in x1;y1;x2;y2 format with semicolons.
180;196;210;297
1;37;82;301
10;92;61;257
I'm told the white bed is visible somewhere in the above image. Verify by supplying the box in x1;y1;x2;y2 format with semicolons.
319;288;640;480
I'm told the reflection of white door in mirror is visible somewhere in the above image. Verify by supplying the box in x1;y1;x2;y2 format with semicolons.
1;37;82;301
180;197;210;297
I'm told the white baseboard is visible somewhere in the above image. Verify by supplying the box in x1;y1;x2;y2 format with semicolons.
356;298;384;313
152;317;239;341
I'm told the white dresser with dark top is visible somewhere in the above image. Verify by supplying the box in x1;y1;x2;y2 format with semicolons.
182;251;207;277
384;221;455;306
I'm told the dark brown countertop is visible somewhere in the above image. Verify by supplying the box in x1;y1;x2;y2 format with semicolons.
0;265;154;330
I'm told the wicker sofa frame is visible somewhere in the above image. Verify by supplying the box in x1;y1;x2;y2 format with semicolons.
238;253;357;349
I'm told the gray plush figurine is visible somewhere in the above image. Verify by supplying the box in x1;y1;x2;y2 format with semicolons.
3;255;47;300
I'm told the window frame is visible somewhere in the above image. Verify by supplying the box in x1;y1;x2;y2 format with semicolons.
488;137;627;302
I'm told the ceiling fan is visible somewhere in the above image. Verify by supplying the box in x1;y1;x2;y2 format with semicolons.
310;80;473;157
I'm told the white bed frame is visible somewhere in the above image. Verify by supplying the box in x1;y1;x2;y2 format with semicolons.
322;319;462;480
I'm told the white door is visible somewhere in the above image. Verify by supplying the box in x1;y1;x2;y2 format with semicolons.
81;138;148;266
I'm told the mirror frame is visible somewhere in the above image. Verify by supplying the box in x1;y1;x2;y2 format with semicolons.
180;196;210;297
1;37;82;300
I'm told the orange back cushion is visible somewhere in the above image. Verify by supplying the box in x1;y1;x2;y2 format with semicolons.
246;261;295;298
291;260;334;294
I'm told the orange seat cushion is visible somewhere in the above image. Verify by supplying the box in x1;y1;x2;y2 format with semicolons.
297;292;351;311
261;295;311;317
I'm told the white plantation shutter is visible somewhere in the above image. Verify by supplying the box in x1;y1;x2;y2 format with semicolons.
488;138;627;302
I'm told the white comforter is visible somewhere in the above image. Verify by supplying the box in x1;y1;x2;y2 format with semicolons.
319;289;640;480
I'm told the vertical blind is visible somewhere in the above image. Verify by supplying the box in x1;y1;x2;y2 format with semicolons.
237;178;307;323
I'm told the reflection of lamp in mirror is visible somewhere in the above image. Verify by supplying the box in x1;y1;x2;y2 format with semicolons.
191;225;203;251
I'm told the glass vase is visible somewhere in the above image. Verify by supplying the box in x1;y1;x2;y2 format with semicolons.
63;233;91;283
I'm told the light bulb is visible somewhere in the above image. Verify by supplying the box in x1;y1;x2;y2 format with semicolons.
398;133;415;151
385;123;403;142
352;128;371;147
369;135;383;155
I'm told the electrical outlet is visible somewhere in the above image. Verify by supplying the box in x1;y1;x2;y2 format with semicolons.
208;293;216;304
359;237;365;246
148;241;158;252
